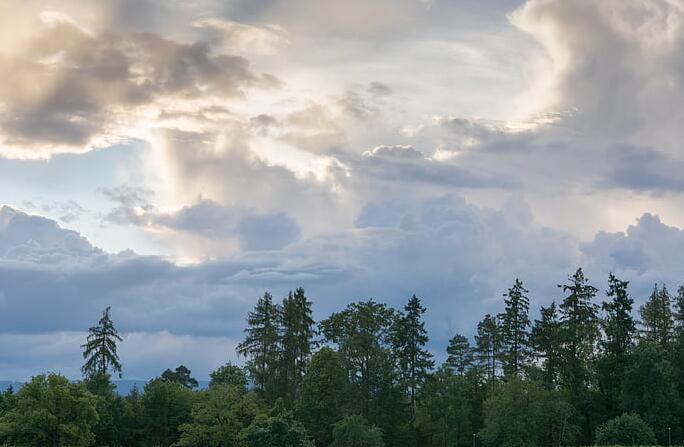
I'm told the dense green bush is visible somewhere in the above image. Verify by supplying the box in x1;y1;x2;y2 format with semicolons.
330;415;385;447
594;413;656;446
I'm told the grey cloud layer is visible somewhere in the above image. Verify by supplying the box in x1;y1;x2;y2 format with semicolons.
4;199;684;378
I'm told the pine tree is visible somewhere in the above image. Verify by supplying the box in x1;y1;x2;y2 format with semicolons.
279;288;317;402
474;314;501;388
558;268;599;395
598;273;635;417
237;292;282;400
639;284;674;348
393;294;434;419
81;306;123;378
530;302;562;387
499;279;530;378
446;334;473;376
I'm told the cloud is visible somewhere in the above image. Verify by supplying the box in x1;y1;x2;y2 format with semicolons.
103;195;302;252
581;213;684;296
194;18;289;55
509;0;684;149
0;11;279;158
5;196;684;379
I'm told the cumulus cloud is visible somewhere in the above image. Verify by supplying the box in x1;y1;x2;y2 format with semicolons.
510;0;684;149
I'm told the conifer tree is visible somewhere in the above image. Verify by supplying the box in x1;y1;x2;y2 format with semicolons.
237;292;282;399
598;273;635;416
530;302;562;387
639;284;674;348
474;314;501;388
279;287;317;401
558;268;599;395
81;306;123;378
499;279;530;378
446;334;473;376
393;294;434;419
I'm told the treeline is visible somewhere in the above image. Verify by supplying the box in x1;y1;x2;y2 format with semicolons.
1;269;683;446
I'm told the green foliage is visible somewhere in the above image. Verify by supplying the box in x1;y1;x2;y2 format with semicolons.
598;274;636;417
81;306;123;379
499;279;531;378
240;408;313;447
480;379;579;447
558;268;599;396
209;362;248;389
329;415;385;447
415;367;471;447
140;378;194;447
175;384;260;447
12;271;684;447
237;292;282;401
0;373;98;447
295;347;349;446
392;294;434;418
639;284;674;348
621;341;682;444
320;300;398;419
530;301;562;387
279;288;317;402
446;334;473;376
474;314;501;387
594;413;657;446
161;365;199;389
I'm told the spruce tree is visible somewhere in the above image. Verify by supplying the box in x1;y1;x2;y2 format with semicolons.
237;292;282;400
558;268;599;396
530;302;562;387
598;273;635;417
639;284;674;348
446;334;473;376
279;288;317;402
474;314;501;388
393;294;434;419
81;306;123;378
499;279;530;378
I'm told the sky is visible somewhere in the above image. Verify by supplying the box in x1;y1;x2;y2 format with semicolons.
2;0;684;380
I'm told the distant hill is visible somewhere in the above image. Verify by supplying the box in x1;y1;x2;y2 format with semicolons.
0;379;209;395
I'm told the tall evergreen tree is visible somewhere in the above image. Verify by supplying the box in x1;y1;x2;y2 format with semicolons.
237;292;282;400
279;288;317;401
446;334;473;376
81;306;123;378
499;279;531;378
639;284;674;348
597;273;635;417
557;268;599;395
530;302;562;387
474;314;501;388
393;294;434;420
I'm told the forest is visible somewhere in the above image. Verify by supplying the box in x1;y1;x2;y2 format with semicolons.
0;267;683;447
